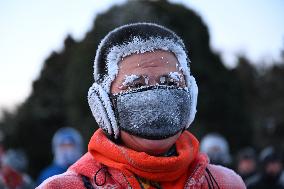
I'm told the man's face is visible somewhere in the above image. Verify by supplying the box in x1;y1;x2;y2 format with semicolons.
110;50;186;156
111;50;186;93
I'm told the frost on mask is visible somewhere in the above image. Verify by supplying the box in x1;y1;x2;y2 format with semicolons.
112;86;192;140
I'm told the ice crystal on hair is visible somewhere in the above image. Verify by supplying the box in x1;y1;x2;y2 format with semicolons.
160;76;166;84
122;74;140;86
168;72;181;82
144;76;149;85
98;36;192;93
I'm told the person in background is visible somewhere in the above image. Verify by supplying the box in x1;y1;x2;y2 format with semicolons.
0;149;35;189
36;127;83;185
247;146;284;189
200;133;232;167
0;130;5;162
235;147;257;183
37;23;245;189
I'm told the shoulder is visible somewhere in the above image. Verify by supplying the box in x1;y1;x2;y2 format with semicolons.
68;152;101;177
37;153;101;189
37;164;67;185
245;174;261;188
207;164;246;189
36;171;84;189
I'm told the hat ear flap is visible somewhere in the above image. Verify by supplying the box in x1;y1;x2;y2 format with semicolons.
88;83;119;138
187;76;198;127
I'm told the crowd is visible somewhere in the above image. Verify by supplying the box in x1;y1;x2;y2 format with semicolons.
0;127;83;189
200;133;284;189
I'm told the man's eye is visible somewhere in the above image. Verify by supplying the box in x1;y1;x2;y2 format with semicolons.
128;82;144;89
166;79;179;86
159;76;179;86
120;75;145;90
160;76;166;84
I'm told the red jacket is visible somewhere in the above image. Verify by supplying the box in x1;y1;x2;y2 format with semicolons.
37;129;245;189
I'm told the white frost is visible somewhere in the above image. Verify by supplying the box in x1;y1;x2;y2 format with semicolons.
95;36;192;93
160;76;166;84
122;74;140;86
89;23;199;137
88;83;119;138
168;72;181;82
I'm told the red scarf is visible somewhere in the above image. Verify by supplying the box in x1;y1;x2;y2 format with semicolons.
88;129;199;188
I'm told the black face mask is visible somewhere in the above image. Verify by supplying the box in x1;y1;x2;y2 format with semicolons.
111;85;192;140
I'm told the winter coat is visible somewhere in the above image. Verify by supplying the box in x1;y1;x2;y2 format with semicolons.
36;163;67;185
0;170;35;189
37;129;245;189
246;173;284;189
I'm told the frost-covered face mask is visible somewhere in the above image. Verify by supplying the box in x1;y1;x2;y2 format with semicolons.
54;144;82;167
111;85;192;140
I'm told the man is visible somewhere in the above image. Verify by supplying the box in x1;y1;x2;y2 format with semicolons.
200;133;232;167
0;149;35;189
236;147;257;183
38;23;245;188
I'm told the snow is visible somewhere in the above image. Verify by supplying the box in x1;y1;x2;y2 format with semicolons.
168;72;182;82
89;23;199;138
95;36;192;93
114;86;191;139
88;83;119;138
122;74;140;87
144;76;149;85
187;76;198;126
160;76;166;84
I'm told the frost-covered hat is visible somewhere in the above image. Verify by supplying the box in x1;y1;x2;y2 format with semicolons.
200;133;232;165
88;23;198;139
260;146;282;165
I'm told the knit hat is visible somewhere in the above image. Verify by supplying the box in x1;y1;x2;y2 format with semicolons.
237;147;256;161
88;23;198;139
200;133;232;165
260;146;282;165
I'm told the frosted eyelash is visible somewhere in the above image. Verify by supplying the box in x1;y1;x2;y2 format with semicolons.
122;74;140;86
168;72;182;82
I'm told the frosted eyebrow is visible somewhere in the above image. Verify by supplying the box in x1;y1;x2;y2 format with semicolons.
159;75;167;84
121;74;142;86
168;72;182;81
159;74;180;84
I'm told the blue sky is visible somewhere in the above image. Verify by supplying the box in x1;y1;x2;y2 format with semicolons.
0;0;283;114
